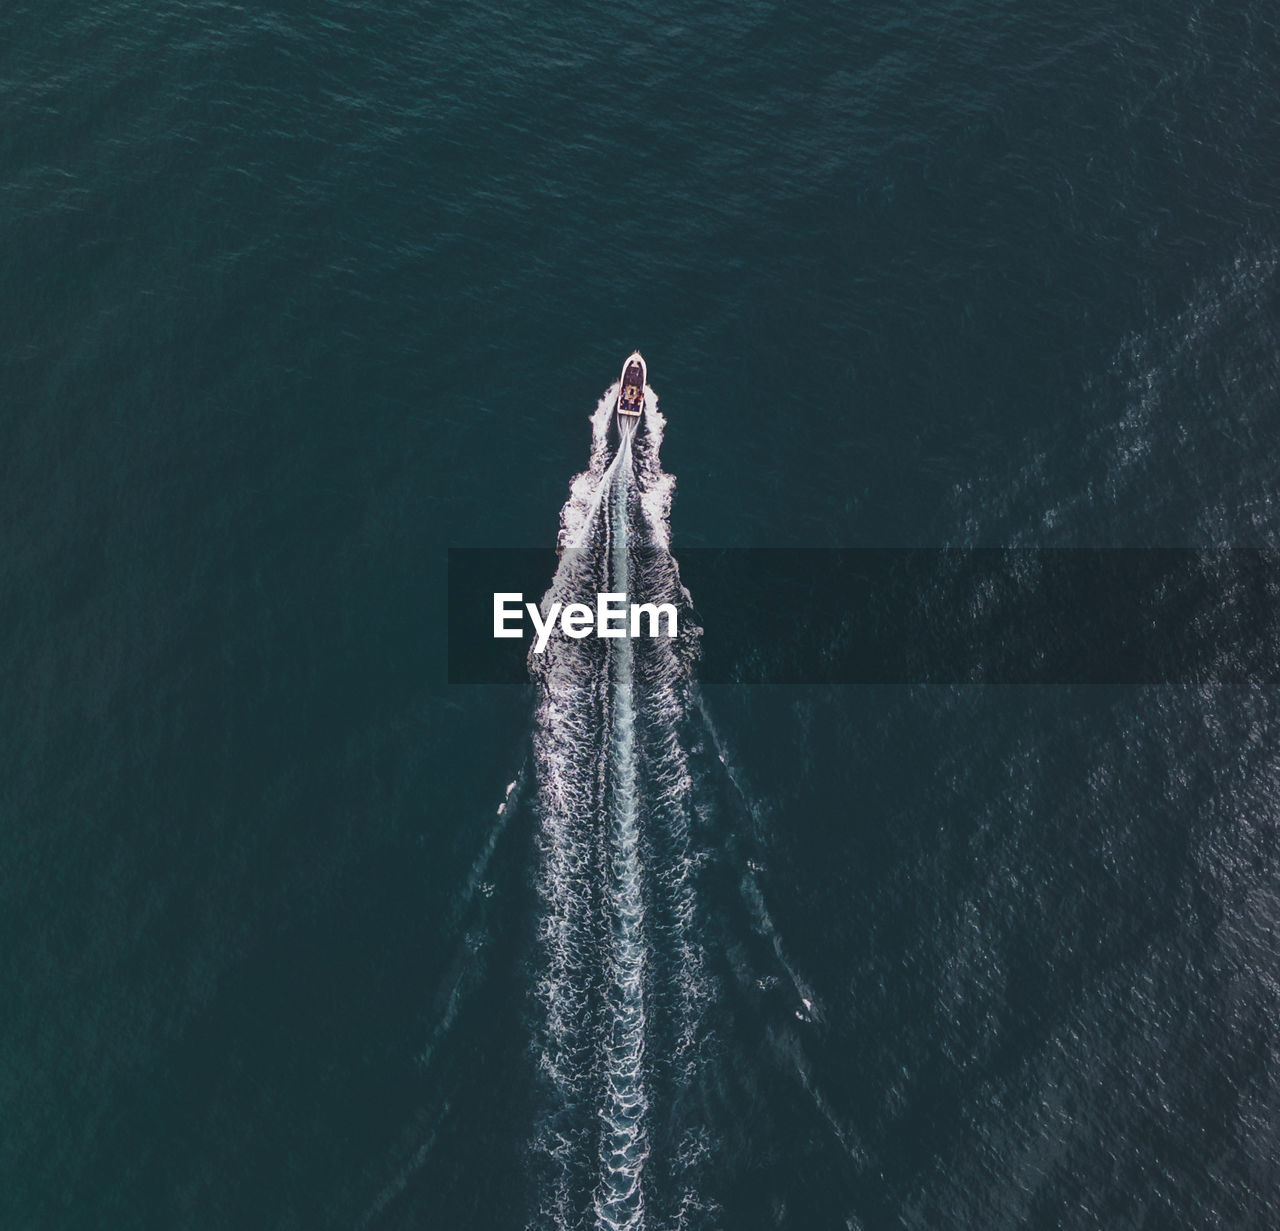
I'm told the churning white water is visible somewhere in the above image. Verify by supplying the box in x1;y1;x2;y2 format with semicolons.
527;384;710;1230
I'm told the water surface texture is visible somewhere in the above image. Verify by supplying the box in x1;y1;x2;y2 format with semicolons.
3;2;1280;1228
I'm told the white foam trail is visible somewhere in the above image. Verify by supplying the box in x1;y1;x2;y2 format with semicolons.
529;378;711;1230
529;392;634;1228
560;387;626;551
595;431;649;1230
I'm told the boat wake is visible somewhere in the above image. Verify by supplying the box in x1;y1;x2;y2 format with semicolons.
361;376;846;1231
527;383;716;1231
512;374;842;1231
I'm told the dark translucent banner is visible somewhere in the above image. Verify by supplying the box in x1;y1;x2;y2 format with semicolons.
447;548;1280;685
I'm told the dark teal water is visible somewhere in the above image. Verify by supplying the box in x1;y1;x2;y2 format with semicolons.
4;2;1280;1228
